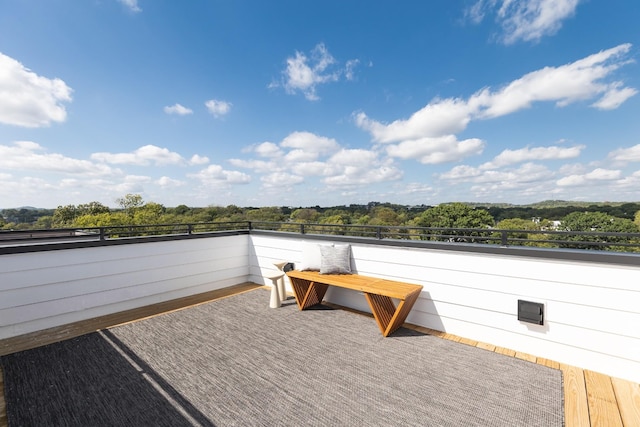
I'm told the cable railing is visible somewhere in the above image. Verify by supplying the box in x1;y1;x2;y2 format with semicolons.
2;221;640;252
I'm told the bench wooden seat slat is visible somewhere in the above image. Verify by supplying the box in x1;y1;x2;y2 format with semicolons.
286;270;423;337
286;270;420;300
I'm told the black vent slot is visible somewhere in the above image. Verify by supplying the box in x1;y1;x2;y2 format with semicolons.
518;300;544;325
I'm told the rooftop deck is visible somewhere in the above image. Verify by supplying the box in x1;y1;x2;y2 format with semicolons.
1;227;639;425
1;284;638;426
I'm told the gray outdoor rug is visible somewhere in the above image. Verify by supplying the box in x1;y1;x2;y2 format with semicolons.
1;289;563;426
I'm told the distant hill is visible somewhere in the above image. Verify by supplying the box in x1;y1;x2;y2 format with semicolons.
466;200;637;209
2;206;41;210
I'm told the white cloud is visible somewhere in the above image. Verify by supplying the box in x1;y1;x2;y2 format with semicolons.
118;0;142;13
608;144;640;164
439;165;484;181
385;136;485;164
481;145;584;169
277;43;359;101
473;163;552;184
591;83;638;110
0;53;73;128
322;149;403;186
462;163;555;199
189;165;251;187
441;162;552;185
228;158;274;174
472;44;635;118
156;176;184;188
91;144;187;166
615;170;640;188
467;0;581;44
253;142;282;158
261;172;305;189
323;163;403;187
354;98;473;143
164;103;193;115
280;131;340;156
111;175;151;195
284;149;319;162
189;154;210;165
344;59;360;81
464;0;489;24
205;99;232;117
395;182;434;195
290;161;328;176
0;176;57;203
356;44;635;164
233;131;401;191
556;168;622;186
0;141;114;176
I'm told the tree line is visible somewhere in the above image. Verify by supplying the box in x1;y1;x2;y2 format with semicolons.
2;195;640;240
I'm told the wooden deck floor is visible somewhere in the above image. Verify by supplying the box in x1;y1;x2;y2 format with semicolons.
1;283;638;427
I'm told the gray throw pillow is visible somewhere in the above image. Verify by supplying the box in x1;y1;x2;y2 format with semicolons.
319;244;352;274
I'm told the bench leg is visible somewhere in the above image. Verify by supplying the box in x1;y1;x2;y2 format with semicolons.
365;289;421;337
289;278;329;310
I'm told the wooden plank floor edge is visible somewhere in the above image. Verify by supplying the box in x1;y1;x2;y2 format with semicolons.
1;283;638;427
560;363;590;427
611;376;640;426
584;370;624;426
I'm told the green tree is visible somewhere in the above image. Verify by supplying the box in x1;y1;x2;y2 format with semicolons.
317;214;348;235
133;202;167;225
558;211;640;251
414;203;494;242
34;216;53;229
245;207;286;222
210;205;245;222
51;202;109;227
368;206;401;226
116;194;144;218
77;202;110;216
52;205;79;226
74;212;129;228
290;208;320;223
172;204;191;216
318;209;352;227
494;218;548;246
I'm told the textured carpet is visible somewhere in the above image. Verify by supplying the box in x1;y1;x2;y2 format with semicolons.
1;289;563;426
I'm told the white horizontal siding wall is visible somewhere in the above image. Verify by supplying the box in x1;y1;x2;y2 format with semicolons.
0;235;250;340
250;234;640;383
3;233;638;383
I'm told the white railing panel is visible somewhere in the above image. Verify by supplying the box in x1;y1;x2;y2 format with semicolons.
0;235;250;340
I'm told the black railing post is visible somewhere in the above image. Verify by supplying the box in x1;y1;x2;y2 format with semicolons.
300;224;305;234
501;230;508;246
187;224;193;235
376;227;382;240
99;227;105;240
248;221;253;230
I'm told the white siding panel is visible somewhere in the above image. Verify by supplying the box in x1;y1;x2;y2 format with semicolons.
0;235;250;339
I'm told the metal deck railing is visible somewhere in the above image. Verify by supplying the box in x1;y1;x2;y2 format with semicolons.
2;221;640;252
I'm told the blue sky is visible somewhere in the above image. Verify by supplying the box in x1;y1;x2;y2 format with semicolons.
1;0;639;209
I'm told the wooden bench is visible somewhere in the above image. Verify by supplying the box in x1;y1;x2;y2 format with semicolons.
285;270;423;337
